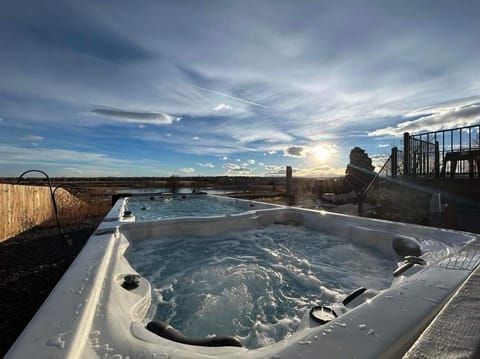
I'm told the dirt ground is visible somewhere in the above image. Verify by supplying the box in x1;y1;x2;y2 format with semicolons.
0;217;103;357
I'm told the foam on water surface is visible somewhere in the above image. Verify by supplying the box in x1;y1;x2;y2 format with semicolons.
126;224;396;349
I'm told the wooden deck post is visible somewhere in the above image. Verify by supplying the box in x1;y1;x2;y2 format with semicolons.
391;147;398;178
286;166;293;205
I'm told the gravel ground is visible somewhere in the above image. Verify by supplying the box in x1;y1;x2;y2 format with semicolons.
0;218;103;357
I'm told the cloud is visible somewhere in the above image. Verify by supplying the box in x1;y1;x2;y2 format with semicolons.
376;143;390;148
283;146;308;158
0;144;138;168
231;129;294;145
8;1;155;64
91;107;181;125
223;163;252;174
265;165;283;171
181;167;195;173
21;135;44;141
221;156;228;160
2;1;480;175
369;101;480;136
196;86;266;109
267;150;277;155
196;162;215;168
213;103;233;111
371;154;390;171
404;96;480;117
62;167;84;175
264;165;284;175
247;159;256;164
0;144;183;177
294;166;344;177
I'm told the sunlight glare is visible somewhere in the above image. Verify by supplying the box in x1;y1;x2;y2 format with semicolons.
314;145;332;161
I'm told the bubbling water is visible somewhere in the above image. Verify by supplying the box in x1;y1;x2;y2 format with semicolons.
127;197;272;220
126;224;396;349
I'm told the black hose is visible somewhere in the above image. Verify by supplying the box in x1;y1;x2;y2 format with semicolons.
17;170;68;259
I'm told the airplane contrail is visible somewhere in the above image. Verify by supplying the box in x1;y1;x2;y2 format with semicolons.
196;86;267;109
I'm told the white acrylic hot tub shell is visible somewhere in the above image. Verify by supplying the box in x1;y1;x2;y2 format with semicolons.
6;199;480;359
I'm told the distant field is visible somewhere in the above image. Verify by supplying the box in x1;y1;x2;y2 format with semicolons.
0;176;291;200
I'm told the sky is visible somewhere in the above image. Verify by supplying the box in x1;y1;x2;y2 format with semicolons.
1;0;479;177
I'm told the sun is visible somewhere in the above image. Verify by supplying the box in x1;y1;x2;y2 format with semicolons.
313;144;333;161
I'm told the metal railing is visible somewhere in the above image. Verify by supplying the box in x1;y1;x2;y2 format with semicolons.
403;124;480;178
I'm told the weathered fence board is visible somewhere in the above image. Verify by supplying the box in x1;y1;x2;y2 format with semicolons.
0;184;84;242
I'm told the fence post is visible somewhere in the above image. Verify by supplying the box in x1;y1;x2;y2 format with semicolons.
391;147;398;178
403;132;410;177
286;166;294;205
434;141;440;178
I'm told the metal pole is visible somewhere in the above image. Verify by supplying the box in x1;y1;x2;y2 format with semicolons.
435;141;440;178
403;132;410;176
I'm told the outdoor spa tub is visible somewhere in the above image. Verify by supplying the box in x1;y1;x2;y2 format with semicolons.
6;194;480;359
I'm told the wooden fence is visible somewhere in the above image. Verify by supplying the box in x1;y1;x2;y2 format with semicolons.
0;184;85;242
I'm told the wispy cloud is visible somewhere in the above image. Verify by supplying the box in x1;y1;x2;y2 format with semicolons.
0;144;171;176
404;96;480;118
0;145;116;165
369;100;480;136
196;162;215;168
16;1;155;64
213;103;233;112
91;107;181;125
21;135;44;141
294;166;344;177
196;86;266;109
371;154;390;171
264;165;284;175
62;167;85;175
233;130;294;145
223;163;252;174
1;1;480;176
181;167;195;173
